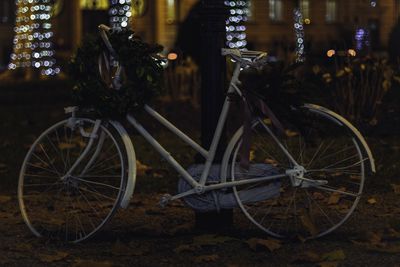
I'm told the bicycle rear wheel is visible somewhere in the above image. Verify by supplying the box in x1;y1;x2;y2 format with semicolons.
18;118;128;243
228;106;367;239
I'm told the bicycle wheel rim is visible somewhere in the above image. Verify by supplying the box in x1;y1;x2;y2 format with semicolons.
231;108;366;239
18;119;128;243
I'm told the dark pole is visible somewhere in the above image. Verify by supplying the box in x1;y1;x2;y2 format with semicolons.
195;0;232;231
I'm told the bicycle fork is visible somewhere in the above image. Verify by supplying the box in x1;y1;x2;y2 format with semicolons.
60;111;103;181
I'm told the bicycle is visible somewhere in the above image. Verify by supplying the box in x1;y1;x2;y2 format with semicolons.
18;24;376;243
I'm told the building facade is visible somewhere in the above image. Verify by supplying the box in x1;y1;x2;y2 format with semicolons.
134;0;400;55
1;0;400;70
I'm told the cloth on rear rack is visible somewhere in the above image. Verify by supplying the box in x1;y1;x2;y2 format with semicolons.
177;164;281;212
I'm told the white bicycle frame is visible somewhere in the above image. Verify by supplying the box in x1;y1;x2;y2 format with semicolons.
124;62;292;202
67;24;376;208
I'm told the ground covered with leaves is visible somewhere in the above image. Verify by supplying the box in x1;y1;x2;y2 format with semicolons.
1;84;400;266
1;192;400;266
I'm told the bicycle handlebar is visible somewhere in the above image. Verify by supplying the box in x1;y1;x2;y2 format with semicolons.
97;24;169;69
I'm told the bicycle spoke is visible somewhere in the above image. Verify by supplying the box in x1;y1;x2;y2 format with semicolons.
71;176;121;191
26;162;60;175
20;119;126;243
46;134;67;171
231;109;366;238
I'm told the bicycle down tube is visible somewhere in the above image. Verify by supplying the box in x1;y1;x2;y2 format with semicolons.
125;62;297;198
126;64;241;191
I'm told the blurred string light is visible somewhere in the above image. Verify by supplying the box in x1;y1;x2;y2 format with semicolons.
355;27;369;51
109;0;132;30
327;49;335;58
8;0;59;76
224;0;249;49
293;8;305;62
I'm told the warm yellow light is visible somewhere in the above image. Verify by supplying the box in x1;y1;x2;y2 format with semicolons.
167;53;178;61
304;18;311;25
348;49;357;57
80;0;109;10
327;49;335;57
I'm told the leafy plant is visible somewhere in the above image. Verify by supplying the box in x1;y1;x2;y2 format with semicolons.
241;62;302;112
312;56;399;127
69;30;164;118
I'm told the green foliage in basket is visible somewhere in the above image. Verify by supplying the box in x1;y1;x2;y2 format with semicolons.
69;29;164;118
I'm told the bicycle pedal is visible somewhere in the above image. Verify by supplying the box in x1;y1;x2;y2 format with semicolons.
159;194;172;208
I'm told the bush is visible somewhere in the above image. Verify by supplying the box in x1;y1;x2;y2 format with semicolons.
311;56;399;127
388;19;400;65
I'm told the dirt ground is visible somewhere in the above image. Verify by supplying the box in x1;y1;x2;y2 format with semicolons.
1;87;400;266
1;190;400;267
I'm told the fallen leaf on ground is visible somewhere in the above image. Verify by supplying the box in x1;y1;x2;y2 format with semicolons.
37;251;69;263
249;150;255;161
264;158;278;166
174;244;196;253
300;212;318;237
366;231;383;246
285;130;299;137
292;251;321;263
327;189;343;205
10;243;32;252
111;240;149;257
312;192;326;201
367;198;377;205
293;249;345;266
194;254;219;263
166;223;192;235
350;175;361;181
319;262;339;267
320;249;346;261
131;222;164;236
388;228;400;239
136;160;151;176
247;238;282;252
352;240;400;254
328;192;340;205
0;212;10;219
72;260;114;267
391;184;400;195
58;143;76;150
0;196;11;204
193;234;237;247
152;172;163;178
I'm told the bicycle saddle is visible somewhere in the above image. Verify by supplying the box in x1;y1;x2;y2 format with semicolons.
222;48;268;68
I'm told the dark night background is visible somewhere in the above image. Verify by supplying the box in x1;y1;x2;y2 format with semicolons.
0;0;400;266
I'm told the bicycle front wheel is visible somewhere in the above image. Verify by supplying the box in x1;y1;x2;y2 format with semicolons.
228;106;366;239
18;118;128;243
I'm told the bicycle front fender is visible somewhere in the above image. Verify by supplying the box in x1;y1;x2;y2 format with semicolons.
110;121;137;208
304;103;376;174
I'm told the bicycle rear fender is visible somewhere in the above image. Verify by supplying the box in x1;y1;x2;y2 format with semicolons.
110;121;137;208
304;103;376;174
220;104;376;184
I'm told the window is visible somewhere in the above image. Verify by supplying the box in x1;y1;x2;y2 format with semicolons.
166;0;177;24
0;0;13;24
300;0;310;19
80;0;109;10
247;0;255;21
269;0;283;22
326;0;337;22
